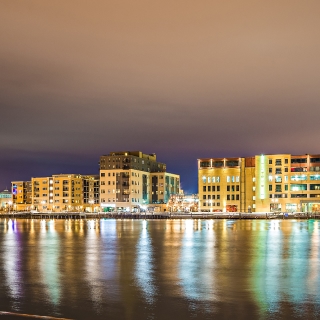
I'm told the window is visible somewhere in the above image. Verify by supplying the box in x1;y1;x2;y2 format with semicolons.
207;177;211;183
284;185;288;191
208;186;211;192
227;186;230;191
269;168;272;173
236;185;239;191
275;185;282;192
269;185;272;191
291;158;307;164
269;159;272;164
217;195;220;200
227;195;230;200
217;177;220;183
203;195;206;200
284;167;288;172
200;161;210;168
275;159;282;166
227;176;230;183
291;194;307;198
232;176;235;182
291;184;307;191
202;176;206;183
291;175;307;181
310;175;320;181
217;186;220;192
226;160;239;167
310;184;320;190
285;159;288;164
203;186;206;192
236;176;239;182
101;173;105;177
212;186;216;192
236;195;239;200
275;168;282;174
208;195;211;200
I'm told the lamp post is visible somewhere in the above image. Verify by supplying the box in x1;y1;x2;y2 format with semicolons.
8;201;12;214
89;199;94;213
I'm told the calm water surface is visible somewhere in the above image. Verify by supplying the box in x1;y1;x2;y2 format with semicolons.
0;219;319;319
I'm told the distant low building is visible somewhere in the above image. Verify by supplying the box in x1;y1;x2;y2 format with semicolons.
0;189;12;210
166;193;199;212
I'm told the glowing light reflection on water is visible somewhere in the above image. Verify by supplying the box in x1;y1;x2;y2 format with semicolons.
0;219;320;319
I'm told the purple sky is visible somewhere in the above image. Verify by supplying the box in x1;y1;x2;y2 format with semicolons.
1;1;320;193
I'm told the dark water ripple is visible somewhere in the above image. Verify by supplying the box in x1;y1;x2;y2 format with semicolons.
0;219;319;319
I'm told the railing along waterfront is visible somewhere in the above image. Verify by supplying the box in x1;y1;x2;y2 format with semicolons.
0;211;320;220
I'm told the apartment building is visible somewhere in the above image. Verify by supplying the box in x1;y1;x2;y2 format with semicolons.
11;181;32;211
31;174;83;211
99;151;180;212
83;175;100;211
198;154;320;213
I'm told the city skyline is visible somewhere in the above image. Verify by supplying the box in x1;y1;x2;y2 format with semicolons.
1;1;320;193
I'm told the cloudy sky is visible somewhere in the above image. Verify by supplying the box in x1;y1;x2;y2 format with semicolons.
1;0;320;193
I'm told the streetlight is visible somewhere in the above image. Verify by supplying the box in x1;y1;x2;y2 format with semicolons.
8;201;12;214
89;199;94;213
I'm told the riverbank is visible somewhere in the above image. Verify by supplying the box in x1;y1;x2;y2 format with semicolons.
0;211;319;220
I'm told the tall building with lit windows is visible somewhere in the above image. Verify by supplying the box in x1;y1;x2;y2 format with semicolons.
198;154;320;213
11;181;32;211
99;151;180;212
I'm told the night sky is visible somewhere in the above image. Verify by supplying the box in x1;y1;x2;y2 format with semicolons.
1;1;320;193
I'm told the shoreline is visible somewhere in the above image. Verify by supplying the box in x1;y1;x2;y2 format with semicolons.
0;212;319;220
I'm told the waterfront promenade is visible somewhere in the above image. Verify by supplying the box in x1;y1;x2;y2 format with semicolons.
0;211;319;220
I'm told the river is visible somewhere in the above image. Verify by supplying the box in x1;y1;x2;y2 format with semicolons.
0;219;319;319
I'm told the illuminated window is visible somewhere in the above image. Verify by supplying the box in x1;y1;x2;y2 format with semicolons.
291;175;307;181
227;176;230;183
